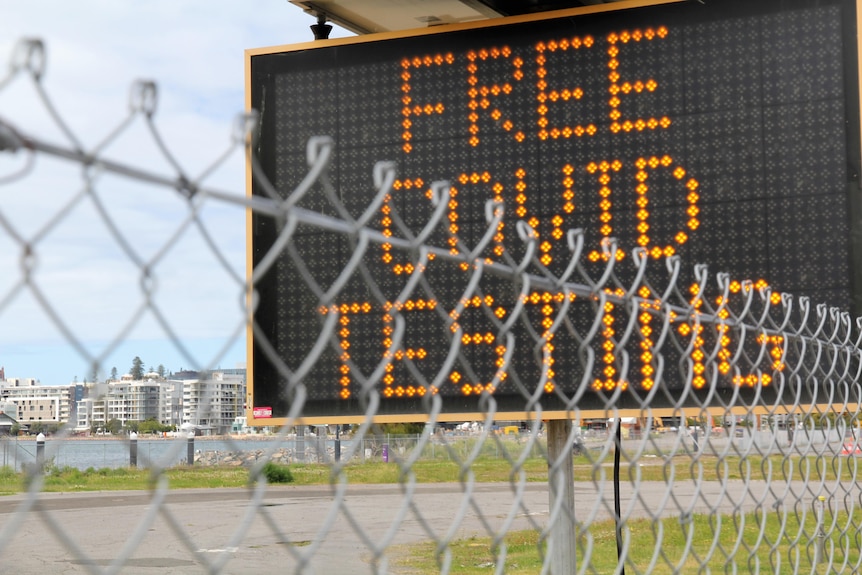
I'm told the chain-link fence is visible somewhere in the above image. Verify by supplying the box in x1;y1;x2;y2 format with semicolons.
4;37;862;574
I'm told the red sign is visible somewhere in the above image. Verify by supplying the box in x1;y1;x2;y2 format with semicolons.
253;406;273;419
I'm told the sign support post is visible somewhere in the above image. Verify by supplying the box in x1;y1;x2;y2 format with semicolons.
547;419;576;574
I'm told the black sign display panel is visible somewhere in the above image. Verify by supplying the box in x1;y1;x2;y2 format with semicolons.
247;0;861;423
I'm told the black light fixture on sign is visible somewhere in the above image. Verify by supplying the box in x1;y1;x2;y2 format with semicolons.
310;12;332;40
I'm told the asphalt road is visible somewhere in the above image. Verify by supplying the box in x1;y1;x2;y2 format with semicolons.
0;478;809;574
0;482;551;574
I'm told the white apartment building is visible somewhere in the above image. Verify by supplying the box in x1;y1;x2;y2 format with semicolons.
74;372;246;434
107;381;160;424
0;378;75;424
160;380;184;429
76;380;160;430
76;397;106;431
182;372;245;435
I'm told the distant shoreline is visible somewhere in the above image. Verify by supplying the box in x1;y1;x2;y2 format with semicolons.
12;434;276;442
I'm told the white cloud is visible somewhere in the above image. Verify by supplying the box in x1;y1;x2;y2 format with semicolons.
0;0;353;383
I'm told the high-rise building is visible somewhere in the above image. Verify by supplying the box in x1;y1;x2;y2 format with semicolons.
73;370;246;435
0;378;74;425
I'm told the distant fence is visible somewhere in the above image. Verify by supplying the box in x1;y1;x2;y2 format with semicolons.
3;433;565;470
18;427;861;471
4;37;862;573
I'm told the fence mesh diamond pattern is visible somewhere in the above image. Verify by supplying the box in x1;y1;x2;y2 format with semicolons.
2;37;862;574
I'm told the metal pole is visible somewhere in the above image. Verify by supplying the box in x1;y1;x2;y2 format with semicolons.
187;433;195;465
335;425;341;462
35;433;45;470
547;419;576;574
129;432;138;467
296;426;305;462
787;415;794;445
317;425;327;463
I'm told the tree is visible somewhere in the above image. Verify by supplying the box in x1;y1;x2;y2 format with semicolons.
105;418;122;435
29;422;62;436
130;357;144;380
110;367;118;381
138;418;170;435
157;364;166;379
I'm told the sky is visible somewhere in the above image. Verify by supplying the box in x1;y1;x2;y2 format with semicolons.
0;1;352;385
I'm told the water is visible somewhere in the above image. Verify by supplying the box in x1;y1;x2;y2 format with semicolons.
5;430;831;472
0;437;287;471
0;435;470;470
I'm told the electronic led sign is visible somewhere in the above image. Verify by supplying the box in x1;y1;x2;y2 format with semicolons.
247;0;862;423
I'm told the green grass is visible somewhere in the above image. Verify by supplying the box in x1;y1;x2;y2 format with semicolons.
392;510;862;574
0;465;253;492
3;453;860;572
0;452;857;494
287;458;552;485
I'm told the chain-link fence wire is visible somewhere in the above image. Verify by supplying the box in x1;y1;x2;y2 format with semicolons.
3;37;862;574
